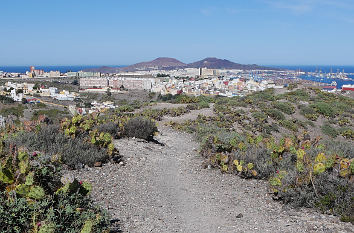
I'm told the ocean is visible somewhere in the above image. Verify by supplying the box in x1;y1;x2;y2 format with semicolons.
270;65;354;88
0;66;123;73
270;65;354;74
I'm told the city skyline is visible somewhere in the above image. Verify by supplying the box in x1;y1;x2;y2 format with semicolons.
1;0;354;66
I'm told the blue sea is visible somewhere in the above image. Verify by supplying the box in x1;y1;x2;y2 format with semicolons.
0;65;123;73
271;65;354;74
270;65;354;88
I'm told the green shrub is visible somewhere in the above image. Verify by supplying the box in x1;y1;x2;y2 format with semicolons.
186;103;199;110
233;145;276;179
280;120;298;132
247;89;275;103
123;117;158;141
158;93;174;102
322;140;354;158
299;106;319;121
31;109;67;121
0;105;27;118
33;102;47;109
0;149;110;232
338;127;354;139
168;107;190;117
263;123;279;134
287;83;298;90
131;100;142;109
116;105;135;112
252;111;267;122
331;102;348;114
278;171;353;223
321;124;338;138
95;122;119;138
0;95;14;104
197;101;210;109
285;89;310;101
265;109;285;121
173;94;198;103
337;117;350;126
306;120;315;127
273;101;295;115
311;102;336;118
6;125;109;169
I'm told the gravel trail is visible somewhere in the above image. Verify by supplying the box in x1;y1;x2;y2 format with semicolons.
69;123;353;233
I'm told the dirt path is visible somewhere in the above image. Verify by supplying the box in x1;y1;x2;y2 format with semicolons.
69;121;353;233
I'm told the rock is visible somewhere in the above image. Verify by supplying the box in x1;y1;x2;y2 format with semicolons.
94;161;102;167
112;155;122;163
60;174;74;184
304;134;311;141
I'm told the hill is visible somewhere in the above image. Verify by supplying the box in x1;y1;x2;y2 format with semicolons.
85;57;277;73
85;57;186;73
187;57;273;70
120;57;186;72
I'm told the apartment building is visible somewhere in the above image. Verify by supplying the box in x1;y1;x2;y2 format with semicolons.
80;77;109;88
80;76;157;90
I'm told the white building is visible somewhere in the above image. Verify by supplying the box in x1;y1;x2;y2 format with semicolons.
10;89;24;101
49;87;59;96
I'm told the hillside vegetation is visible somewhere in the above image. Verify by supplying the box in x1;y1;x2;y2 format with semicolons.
0;108;158;232
1;87;353;232
167;88;354;222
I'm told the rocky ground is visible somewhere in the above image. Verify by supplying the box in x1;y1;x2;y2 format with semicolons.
68;116;353;232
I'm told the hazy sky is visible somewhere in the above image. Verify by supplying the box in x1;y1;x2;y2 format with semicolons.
1;0;353;66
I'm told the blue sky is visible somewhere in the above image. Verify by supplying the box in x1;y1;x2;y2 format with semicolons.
0;0;353;66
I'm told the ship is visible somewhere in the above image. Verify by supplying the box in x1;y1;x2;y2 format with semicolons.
321;81;337;92
341;84;354;91
330;81;337;86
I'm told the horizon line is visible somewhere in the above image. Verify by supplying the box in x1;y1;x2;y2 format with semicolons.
1;64;354;67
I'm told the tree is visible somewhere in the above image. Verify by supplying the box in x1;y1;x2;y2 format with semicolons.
84;102;92;108
71;79;79;85
106;88;112;96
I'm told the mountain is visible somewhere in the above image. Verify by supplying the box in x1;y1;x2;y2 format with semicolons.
187;57;273;70
120;57;186;72
85;57;186;73
84;57;277;73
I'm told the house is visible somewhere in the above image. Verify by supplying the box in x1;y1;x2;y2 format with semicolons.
10;89;24;101
49;87;59;96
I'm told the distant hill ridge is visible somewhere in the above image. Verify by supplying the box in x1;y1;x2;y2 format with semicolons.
121;57;186;71
187;57;272;70
85;57;276;73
